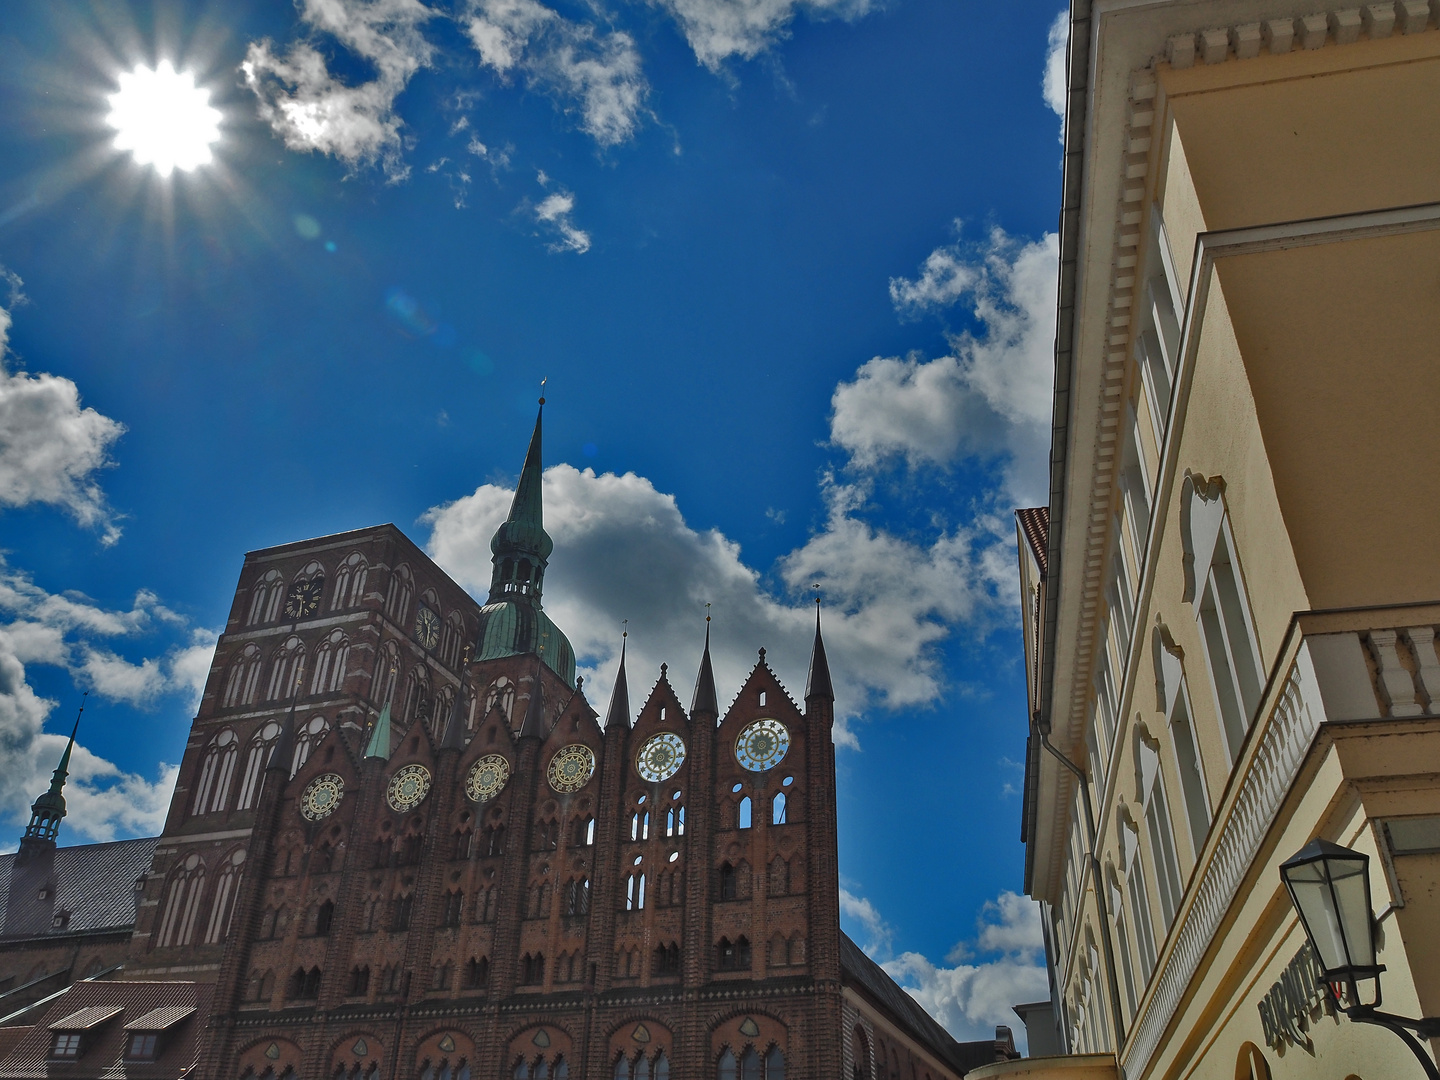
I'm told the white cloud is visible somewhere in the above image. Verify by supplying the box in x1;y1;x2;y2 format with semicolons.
0;275;126;544
839;227;1058;504
463;0;649;147
651;0;876;70
841;888;1049;1051
424;462;1011;749
1043;9;1068;128
242;0;437;182
529;184;593;253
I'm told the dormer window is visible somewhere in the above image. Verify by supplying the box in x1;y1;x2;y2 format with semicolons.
37;887;49;901
51;1033;82;1059
52;910;70;929
126;1033;159;1061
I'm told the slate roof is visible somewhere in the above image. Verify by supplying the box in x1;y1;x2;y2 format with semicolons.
839;931;1004;1076
0;837;157;938
0;981;211;1079
1015;506;1050;577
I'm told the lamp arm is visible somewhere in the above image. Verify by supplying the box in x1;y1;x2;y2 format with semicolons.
1348;1010;1440;1080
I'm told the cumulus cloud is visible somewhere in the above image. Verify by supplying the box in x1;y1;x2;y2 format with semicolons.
652;0;876;70
527;181;593;253
843;888;1049;1050
0;563;215;845
0;271;126;544
424;463;1010;748
1043;9;1068;128
837;227;1058;504
464;0;648;147
242;0;437;182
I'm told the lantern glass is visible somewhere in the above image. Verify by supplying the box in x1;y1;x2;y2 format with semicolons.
1281;840;1376;978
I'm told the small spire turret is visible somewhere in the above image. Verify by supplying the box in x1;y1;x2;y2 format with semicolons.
805;592;834;702
691;615;719;717
22;696;84;846
604;630;632;731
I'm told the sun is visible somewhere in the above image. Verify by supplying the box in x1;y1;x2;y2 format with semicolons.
106;61;221;177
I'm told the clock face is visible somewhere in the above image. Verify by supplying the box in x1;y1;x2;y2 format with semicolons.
735;718;790;773
386;764;432;813
415;606;441;650
300;774;344;821
284;578;324;620
547;744;596;794
465;754;511;803
636;732;686;783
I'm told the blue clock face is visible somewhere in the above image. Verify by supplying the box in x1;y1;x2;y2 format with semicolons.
735;719;789;772
637;732;686;782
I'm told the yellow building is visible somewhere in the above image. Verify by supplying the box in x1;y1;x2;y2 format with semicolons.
1001;2;1440;1078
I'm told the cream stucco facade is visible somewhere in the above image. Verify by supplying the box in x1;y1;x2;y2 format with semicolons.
1016;2;1440;1078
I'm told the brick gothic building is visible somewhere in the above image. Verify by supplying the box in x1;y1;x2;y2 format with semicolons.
0;406;1011;1079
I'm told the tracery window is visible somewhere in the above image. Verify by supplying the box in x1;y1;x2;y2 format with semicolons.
464;956;489;989
287;966;322;999
485;678;516;724
519;953;544;985
248;570;284;626
717;1047;783;1080
203;848;245;944
653;941;680;976
386;564;414;622
332;552;368;611
771;792;786;825
348;966;370;995
311;630;351;696
615;1052;670;1079
625;869;646;911
266;637;307;702
374;642;400;705
292;716;330;776
716;936;751;971
572;815;595;847
513;1057;567;1079
192;729;240;815
564;877;590;916
403;666;431;727
223;644;263;708
156;853;205;948
441;891;463;927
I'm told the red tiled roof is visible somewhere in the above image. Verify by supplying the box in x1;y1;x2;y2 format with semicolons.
1015;506;1050;576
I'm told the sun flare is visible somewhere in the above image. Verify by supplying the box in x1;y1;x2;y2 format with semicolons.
106;61;221;177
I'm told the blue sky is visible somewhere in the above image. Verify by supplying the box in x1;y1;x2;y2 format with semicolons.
0;0;1065;1046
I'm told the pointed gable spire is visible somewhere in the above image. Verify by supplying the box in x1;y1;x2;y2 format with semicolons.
604;631;632;731
24;696;84;844
487;397;554;604
365;702;394;760
520;659;548;741
806;595;834;702
691;617;719;717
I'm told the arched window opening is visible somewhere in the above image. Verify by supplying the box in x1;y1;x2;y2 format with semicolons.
738;798;752;829
564;878;590;916
223;645;263;708
311;630;351;696
533;816;559;852
572;815;595;847
332;552;368;611
292;716;330;777
653;941;681;976
387;564;414;622
267;638;307;702
246;969;275;1002
348;966;370;995
204;849;245;944
192;729;240;815
717;936;751;971
441;891;463;927
720;862;737;900
464;956;489;989
625;872;646;911
403;667;431;728
519;953;544;985
771;793;786;825
666;805;685;836
156;854;205;948
430;962;452;991
852;1027;870;1080
237;721;282;810
718;1050;737;1080
248;570;284;626
481;823;506;857
392;894;414;931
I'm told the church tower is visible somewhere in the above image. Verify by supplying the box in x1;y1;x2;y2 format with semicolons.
109;405;985;1080
4;712;81;939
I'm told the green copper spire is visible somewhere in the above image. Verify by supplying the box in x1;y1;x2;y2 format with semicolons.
365;701;393;761
24;695;84;844
488;399;554;603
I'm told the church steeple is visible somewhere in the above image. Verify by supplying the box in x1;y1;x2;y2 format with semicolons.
691;618;719;718
604;632;632;731
487;399;554;605
805;598;834;702
23;697;84;848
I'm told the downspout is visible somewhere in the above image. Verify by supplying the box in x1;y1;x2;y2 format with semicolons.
1036;714;1127;1066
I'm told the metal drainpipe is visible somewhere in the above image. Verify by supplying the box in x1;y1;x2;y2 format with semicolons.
1036;714;1127;1067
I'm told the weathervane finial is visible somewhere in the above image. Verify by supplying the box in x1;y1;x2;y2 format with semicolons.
539;376;547;406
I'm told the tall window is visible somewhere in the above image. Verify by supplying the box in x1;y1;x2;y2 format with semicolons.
738;798;752;829
156;853;206;948
332;552;368;611
1120;403;1153;562
1154;627;1211;860
1121;813;1158;982
192;729;239;815
564;878;590;916
1136;729;1184;929
204;849;245;944
248;570;284;626
626;868;646;911
716;1047;782;1079
485;678;516;724
1183;476;1264;764
292;716;330;776
387;564;414;622
267;637;307;702
404;667;431;727
1135;220;1183;447
1106;866;1138;1019
223;645;263;708
771;793;786;825
716;937;751;971
311;631;351;696
237;721;282;809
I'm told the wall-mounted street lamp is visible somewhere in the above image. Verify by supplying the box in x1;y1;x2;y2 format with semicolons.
1280;838;1440;1079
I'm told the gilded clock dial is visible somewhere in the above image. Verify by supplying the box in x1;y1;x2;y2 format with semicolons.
547;744;596;794
386;764;432;812
300;773;344;821
465;754;511;803
735;718;790;772
415;606;441;650
283;578;324;620
636;732;686;783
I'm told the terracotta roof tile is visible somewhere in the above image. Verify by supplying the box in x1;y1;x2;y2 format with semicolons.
1015;506;1050;577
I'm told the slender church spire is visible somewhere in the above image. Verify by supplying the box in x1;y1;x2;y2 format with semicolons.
691;614;719;717
805;593;834;702
487;398;554;604
23;695;84;845
604;630;632;731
